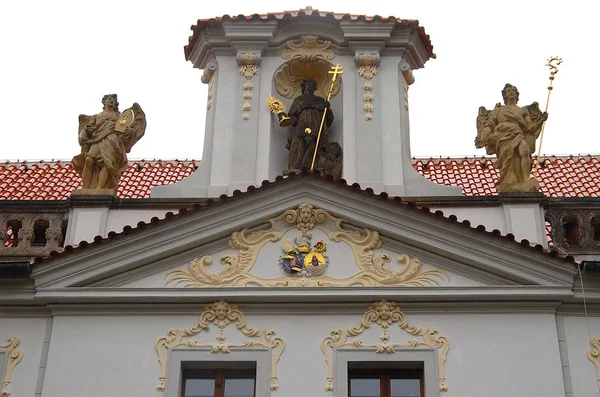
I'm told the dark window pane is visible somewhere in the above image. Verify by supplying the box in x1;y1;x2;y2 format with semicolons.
350;378;380;397
390;378;421;397
184;378;215;397
224;378;254;397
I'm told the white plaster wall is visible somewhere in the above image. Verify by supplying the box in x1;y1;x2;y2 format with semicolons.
105;209;177;234
0;316;50;397
428;204;547;247
429;206;506;233
562;315;600;396
66;208;178;246
40;311;563;397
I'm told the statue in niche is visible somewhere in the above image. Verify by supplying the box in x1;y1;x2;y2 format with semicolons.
273;78;342;178
72;94;146;192
475;84;547;193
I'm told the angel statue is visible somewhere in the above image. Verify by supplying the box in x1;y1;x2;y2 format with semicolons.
475;84;548;193
72;94;146;191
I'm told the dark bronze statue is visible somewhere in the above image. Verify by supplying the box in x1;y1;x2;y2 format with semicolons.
274;78;342;177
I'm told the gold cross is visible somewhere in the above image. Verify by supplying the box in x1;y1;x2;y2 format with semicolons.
328;64;344;82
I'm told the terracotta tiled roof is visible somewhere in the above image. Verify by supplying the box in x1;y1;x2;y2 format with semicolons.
184;7;435;60
1;156;599;201
33;170;575;266
414;156;600;198
0;160;197;200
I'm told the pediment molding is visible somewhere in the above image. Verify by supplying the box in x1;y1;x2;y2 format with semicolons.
31;177;576;291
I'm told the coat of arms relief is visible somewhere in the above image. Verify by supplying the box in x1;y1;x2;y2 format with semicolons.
166;203;449;287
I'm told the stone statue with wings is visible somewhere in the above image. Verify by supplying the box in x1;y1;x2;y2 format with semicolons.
475;84;547;193
72;94;146;191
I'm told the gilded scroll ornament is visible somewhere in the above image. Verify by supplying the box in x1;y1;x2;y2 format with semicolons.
166;203;448;288
0;337;23;397
321;300;449;392
587;337;600;390
155;301;284;392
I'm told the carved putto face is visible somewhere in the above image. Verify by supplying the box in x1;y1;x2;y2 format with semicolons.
214;302;229;320
371;300;401;328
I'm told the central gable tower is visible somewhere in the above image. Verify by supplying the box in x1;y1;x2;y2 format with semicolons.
151;7;461;198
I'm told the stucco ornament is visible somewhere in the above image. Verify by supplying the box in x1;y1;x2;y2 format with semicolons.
0;337;23;397
475;84;548;192
356;52;379;121
72;94;146;193
587;337;600;390
274;36;340;99
321;300;450;392
166;203;448;287
238;52;261;120
155;300;285;392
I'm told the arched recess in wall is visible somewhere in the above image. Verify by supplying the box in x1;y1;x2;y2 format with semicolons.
268;36;343;178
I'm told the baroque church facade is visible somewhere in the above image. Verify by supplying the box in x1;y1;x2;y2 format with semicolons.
2;7;600;397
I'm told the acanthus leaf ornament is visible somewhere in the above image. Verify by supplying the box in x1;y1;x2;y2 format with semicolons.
166;203;448;288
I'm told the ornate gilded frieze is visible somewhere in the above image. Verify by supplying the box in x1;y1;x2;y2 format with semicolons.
321;300;449;392
356;52;380;121
155;301;284;392
588;337;600;390
166;203;448;287
0;337;23;397
275;36;340;99
237;52;261;120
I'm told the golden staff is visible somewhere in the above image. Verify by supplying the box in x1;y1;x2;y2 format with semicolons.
311;64;344;171
534;56;562;177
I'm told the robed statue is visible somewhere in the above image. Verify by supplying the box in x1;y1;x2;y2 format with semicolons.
271;78;342;178
475;84;548;193
72;94;146;191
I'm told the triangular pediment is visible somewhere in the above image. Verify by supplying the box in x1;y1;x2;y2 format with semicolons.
32;176;576;294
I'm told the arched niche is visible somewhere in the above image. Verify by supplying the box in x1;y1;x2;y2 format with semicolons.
268;36;344;179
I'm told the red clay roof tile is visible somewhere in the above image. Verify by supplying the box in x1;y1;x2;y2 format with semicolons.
184;7;434;60
1;156;600;200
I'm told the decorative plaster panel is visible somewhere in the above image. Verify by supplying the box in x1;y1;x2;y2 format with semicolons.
166;203;448;287
155;301;284;392
321;300;449;392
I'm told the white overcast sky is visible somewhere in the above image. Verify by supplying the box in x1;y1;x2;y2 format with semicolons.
0;0;597;161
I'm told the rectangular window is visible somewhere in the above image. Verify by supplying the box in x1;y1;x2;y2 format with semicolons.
182;362;256;397
349;363;424;397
